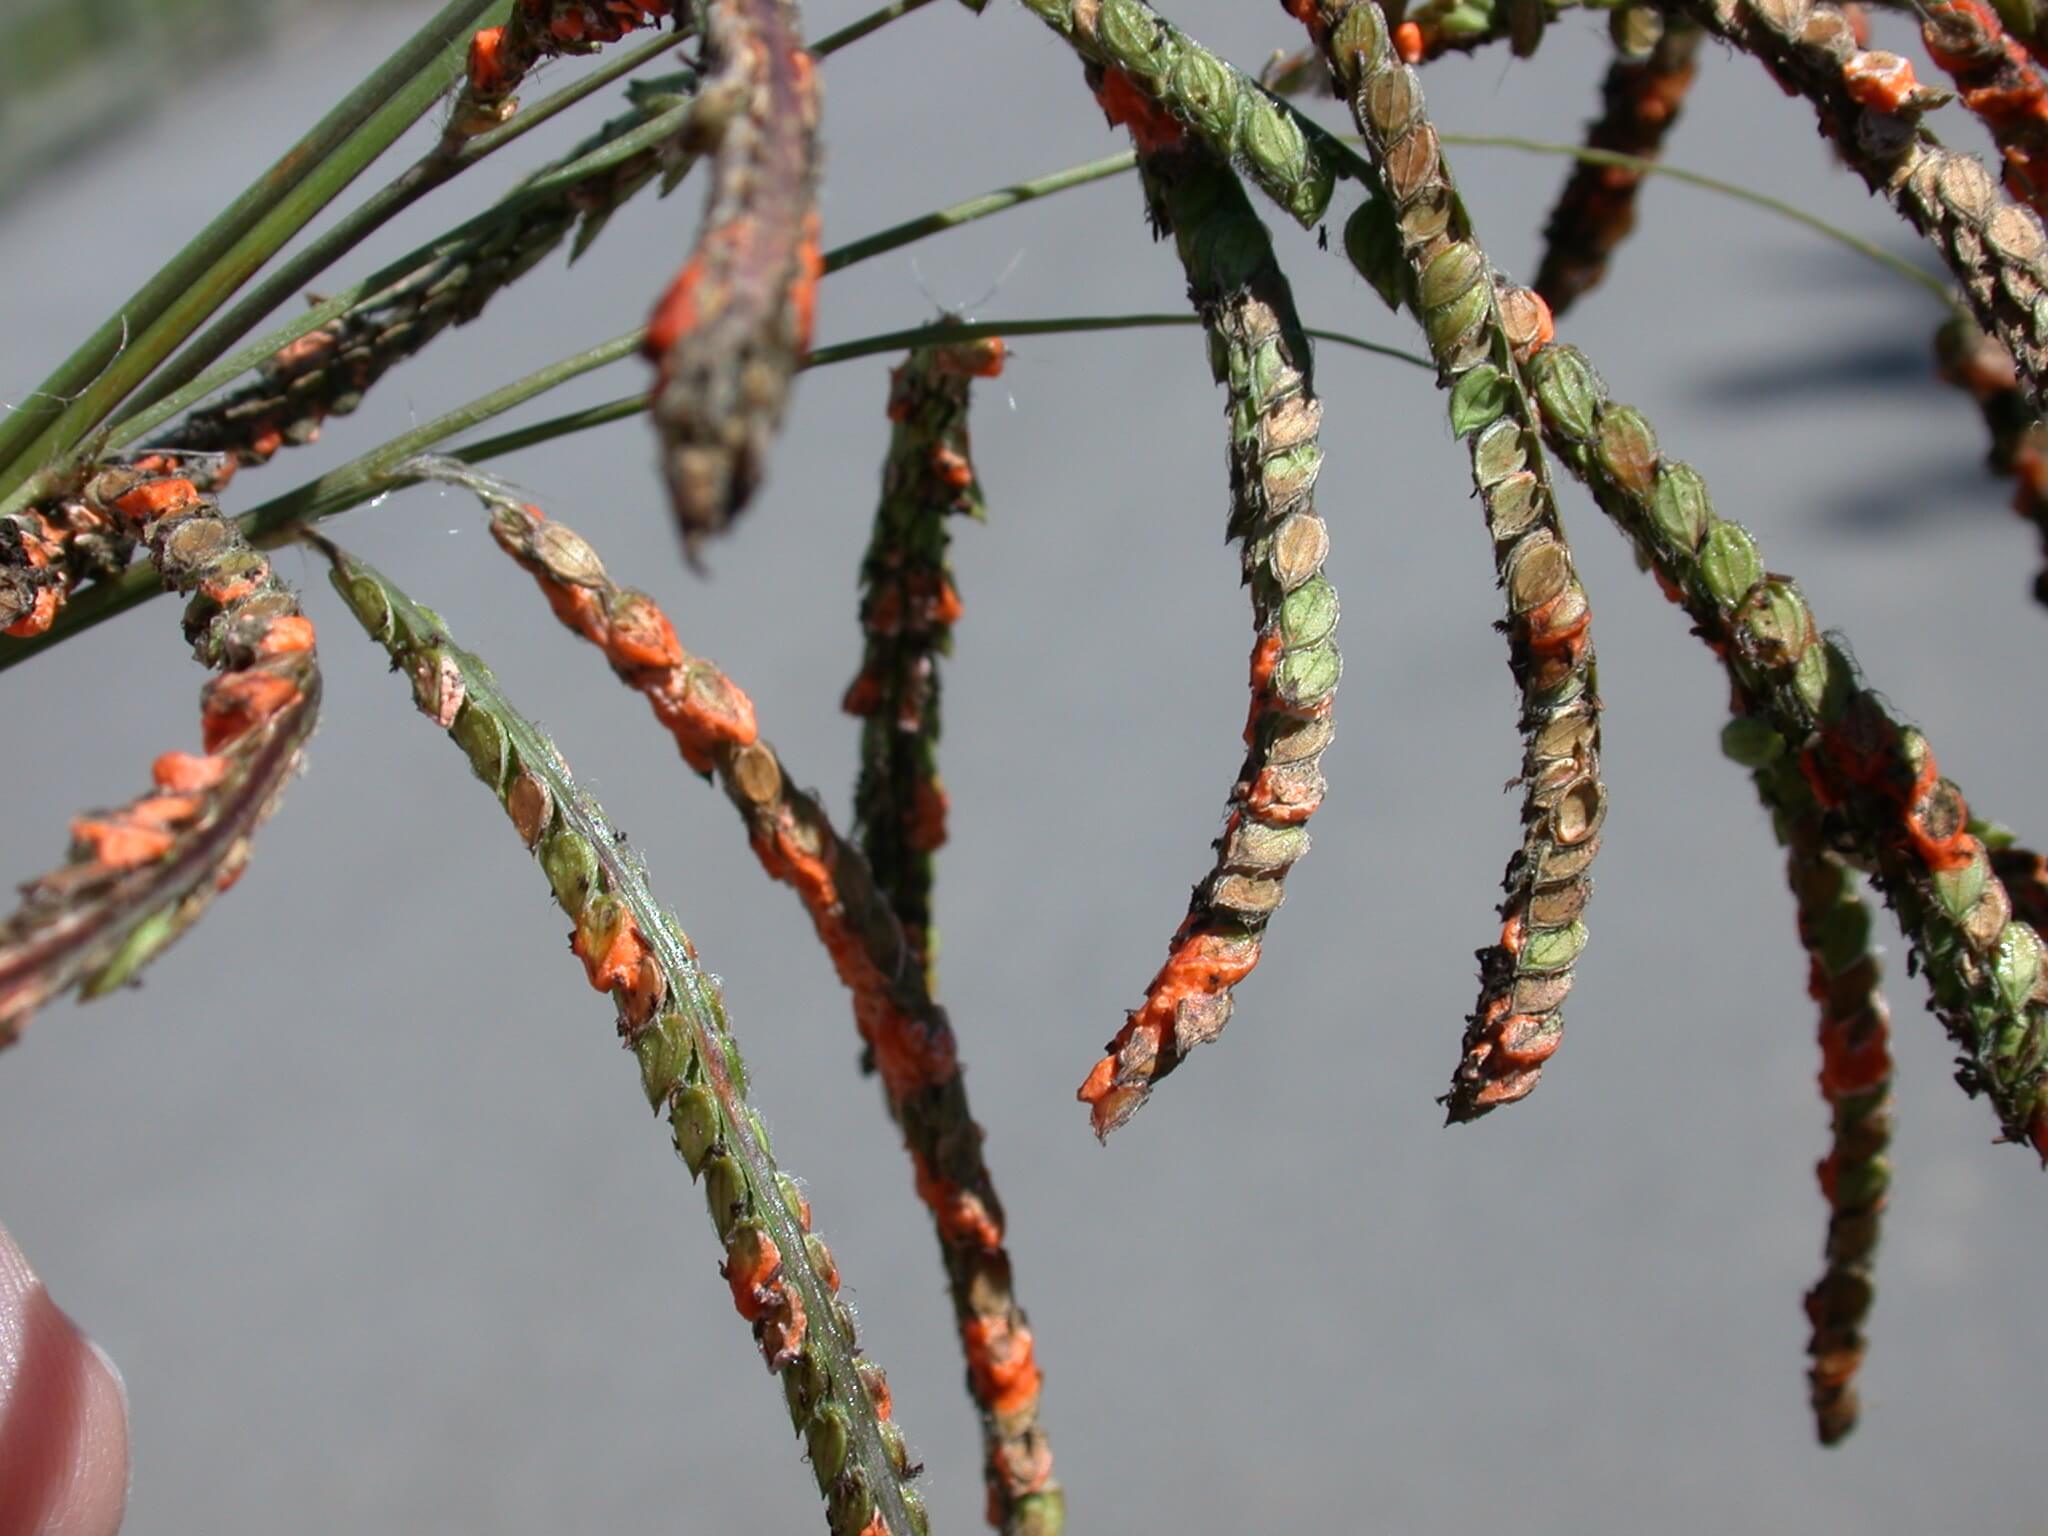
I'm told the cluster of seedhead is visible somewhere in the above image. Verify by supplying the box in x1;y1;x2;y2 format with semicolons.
14;0;2048;1525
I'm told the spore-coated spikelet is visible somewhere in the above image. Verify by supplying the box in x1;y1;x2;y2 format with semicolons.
1074;76;1339;1139
1932;313;2048;606
843;332;1003;984
1526;340;2048;1160
1730;728;1891;1444
645;0;822;558
402;460;1057;1534
448;1;675;144
1534;13;1702;315
1291;0;1606;1122
162;73;698;474
1670;0;2048;413
316;538;926;1536
0;463;317;1045
1015;0;1334;228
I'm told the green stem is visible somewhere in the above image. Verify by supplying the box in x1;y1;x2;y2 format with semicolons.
1445;134;1953;305
812;0;944;52
821;151;1137;273
0;309;1426;673
80;98;696;478
116;28;688;431
0;0;509;497
313;540;922;1536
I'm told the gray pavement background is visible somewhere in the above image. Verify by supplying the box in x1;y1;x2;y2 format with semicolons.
4;3;2046;1531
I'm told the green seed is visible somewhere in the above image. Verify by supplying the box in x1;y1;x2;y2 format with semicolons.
1167;49;1237;144
1699;522;1763;609
1521;919;1590;972
806;1405;851;1489
334;569;394;639
1330;2;1389;83
1096;0;1167;74
1420;242;1485;312
1472;419;1529;485
1424;281;1490;356
541;828;600;913
1343;196;1405;312
1648;462;1712;552
670;1083;721;1173
703;1155;746;1240
79;907;179;998
1276;639;1342;708
452;699;509;790
1279;576;1340;649
1736;580;1813;667
1720;716;1785;767
634;1013;693;1111
1240;104;1329;226
1530;346;1602;441
1594;405;1659;496
1934;850;1990;923
1995;922;2042;1012
1450;364;1509;437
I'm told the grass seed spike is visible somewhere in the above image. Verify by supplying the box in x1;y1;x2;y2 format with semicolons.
163;72;699;474
1522;338;2048;1158
449;0;675;143
1289;0;1608;1121
844;333;1004;986
1670;0;2048;413
314;536;926;1536
1934;311;2048;605
410;463;1060;1535
0;464;318;1046
1728;723;1892;1444
646;0;822;559
1533;11;1702;316
1074;72;1339;1138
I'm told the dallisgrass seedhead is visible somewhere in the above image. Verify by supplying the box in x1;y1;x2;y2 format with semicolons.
646;0;822;560
14;0;2048;1509
399;453;1059;1533
314;535;927;1536
1075;82;1340;1139
1287;0;1605;1122
0;464;317;1046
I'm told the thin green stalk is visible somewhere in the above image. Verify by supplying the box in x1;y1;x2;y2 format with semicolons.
812;0;944;52
821;151;1138;273
312;539;923;1536
86;0;917;474
0;310;1427;673
0;0;505;490
1444;134;1953;305
149;74;700;474
0;0;511;497
117;28;689;430
85;98;697;473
